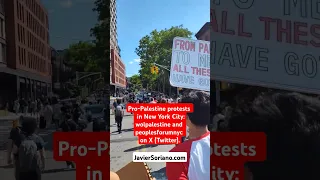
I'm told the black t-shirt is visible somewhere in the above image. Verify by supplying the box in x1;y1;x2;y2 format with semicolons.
9;127;45;153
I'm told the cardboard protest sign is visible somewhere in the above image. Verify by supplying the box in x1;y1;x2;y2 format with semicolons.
116;162;153;180
170;37;210;92
211;0;320;94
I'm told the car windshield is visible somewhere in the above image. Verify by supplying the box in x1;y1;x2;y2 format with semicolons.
85;105;104;114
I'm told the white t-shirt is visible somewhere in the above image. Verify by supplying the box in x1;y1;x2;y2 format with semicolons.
41;105;53;122
166;132;210;180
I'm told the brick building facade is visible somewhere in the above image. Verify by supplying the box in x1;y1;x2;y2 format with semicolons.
110;0;126;96
0;0;51;105
111;49;126;88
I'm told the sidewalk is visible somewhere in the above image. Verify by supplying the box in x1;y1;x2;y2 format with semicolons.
0;112;37;121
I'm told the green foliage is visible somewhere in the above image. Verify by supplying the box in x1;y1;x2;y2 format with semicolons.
64;0;109;87
57;82;81;98
129;74;142;92
91;0;110;75
64;41;98;72
135;25;192;94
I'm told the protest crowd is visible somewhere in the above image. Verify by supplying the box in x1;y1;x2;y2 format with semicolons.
112;86;320;180
4;94;109;180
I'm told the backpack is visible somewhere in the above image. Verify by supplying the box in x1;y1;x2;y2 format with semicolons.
115;105;123;117
18;135;39;172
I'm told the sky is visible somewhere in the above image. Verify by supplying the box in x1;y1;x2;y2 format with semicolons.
41;0;209;78
118;0;210;77
41;0;97;49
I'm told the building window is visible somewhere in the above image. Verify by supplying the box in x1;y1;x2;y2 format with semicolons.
18;47;21;65
23;48;25;65
23;27;25;44
21;5;24;23
16;2;20;20
0;18;4;38
0;0;3;13
0;43;5;63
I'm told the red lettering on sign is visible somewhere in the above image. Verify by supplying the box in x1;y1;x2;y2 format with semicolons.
174;39;195;52
191;67;210;77
211;8;320;48
199;43;210;54
211;9;252;38
259;17;320;47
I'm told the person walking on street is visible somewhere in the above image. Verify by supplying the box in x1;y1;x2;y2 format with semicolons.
14;99;20;115
19;98;26;114
52;97;62;130
39;101;53;129
113;99;118;124
7;116;46;180
115;99;124;134
59;113;77;169
30;100;36;116
72;103;82;124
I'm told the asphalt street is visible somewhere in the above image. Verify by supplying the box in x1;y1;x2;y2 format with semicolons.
0;124;81;180
110;114;174;180
0;118;96;180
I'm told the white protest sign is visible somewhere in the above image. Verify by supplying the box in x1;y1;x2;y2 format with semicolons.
211;0;320;94
170;37;210;91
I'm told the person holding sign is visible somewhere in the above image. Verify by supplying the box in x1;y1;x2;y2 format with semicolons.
166;90;210;180
110;171;120;180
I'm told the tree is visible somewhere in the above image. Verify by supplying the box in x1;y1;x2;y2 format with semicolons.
64;41;98;72
91;0;110;80
129;74;142;92
58;82;81;98
135;25;193;94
